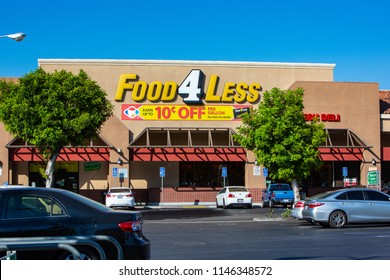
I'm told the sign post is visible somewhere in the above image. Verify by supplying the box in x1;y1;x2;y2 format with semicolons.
160;167;165;207
342;167;348;187
221;167;227;187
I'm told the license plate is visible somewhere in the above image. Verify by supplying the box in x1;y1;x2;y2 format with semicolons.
118;195;123;199
237;199;243;203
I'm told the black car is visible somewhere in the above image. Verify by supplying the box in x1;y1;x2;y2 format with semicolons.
0;186;150;260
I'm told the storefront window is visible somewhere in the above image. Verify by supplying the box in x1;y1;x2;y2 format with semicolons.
334;161;361;187
29;162;79;192
179;162;245;187
302;161;361;190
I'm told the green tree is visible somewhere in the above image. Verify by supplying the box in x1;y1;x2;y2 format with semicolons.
0;68;113;187
234;87;327;198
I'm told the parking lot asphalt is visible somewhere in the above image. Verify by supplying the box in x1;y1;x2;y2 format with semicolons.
138;205;292;222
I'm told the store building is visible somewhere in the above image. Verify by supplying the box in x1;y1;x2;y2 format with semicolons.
0;59;381;204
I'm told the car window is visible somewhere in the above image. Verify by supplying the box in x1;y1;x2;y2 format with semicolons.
219;188;226;194
269;184;291;191
229;187;248;192
6;194;66;219
364;190;390;201
109;188;131;193
346;190;364;200
64;190;112;211
336;192;348;200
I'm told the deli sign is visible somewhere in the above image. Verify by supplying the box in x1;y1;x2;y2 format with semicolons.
304;113;341;122
115;69;261;105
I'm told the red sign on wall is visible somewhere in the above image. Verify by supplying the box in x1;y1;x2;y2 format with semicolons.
304;113;340;122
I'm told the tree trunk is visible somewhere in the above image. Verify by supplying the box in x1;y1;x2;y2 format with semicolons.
291;179;300;202
45;152;60;188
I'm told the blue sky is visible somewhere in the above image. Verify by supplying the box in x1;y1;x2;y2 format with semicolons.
1;0;389;88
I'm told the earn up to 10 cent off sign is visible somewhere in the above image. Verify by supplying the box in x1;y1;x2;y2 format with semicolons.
122;104;251;121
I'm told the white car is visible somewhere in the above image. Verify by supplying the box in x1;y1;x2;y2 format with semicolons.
105;187;135;210
216;186;252;209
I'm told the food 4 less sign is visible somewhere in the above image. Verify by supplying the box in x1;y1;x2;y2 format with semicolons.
115;69;261;104
115;69;261;121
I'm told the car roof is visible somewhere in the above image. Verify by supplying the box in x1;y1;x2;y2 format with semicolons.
0;186;67;193
0;185;32;188
307;188;387;199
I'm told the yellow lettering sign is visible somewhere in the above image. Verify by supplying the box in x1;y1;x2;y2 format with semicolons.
115;70;262;104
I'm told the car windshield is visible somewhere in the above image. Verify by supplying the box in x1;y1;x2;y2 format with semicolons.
307;190;340;200
109;188;131;193
269;184;290;191
64;190;111;211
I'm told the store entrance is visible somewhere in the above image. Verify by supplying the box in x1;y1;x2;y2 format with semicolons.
29;162;79;192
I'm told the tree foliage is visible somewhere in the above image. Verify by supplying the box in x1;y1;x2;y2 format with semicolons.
0;68;114;187
234;87;327;183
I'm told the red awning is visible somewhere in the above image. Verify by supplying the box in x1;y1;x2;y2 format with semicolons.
129;127;247;162
7;136;113;162
130;147;247;162
319;129;371;161
319;148;364;161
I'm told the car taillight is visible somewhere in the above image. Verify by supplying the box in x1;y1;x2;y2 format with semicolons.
246;193;252;198
271;193;275;198
106;194;112;197
308;202;325;208
126;194;134;197
295;201;304;208
228;193;235;198
119;221;142;232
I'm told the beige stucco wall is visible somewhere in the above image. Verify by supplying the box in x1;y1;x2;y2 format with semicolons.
291;81;381;185
79;161;109;190
38;59;335;137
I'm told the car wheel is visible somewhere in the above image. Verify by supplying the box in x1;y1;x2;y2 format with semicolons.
269;200;274;208
58;246;99;260
329;211;347;228
247;204;253;209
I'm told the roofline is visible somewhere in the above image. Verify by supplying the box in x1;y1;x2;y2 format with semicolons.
38;59;336;70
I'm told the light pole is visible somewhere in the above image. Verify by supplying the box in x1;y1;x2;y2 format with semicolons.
0;32;26;42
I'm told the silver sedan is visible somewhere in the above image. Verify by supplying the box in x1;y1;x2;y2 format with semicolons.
302;188;390;228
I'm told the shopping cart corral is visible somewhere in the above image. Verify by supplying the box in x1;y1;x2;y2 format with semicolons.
0;235;123;260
